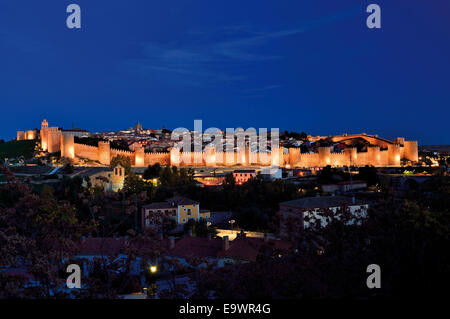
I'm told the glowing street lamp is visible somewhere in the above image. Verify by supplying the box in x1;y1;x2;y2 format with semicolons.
150;265;157;273
229;219;235;229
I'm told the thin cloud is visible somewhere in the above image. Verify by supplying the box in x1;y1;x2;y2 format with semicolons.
243;85;283;93
124;6;357;87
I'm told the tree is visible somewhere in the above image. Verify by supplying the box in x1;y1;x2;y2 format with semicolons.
183;218;217;238
357;165;378;186
64;162;74;174
0;165;93;298
110;155;131;174
143;163;161;180
124;172;151;195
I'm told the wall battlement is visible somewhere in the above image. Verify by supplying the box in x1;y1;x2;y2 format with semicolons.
31;120;419;168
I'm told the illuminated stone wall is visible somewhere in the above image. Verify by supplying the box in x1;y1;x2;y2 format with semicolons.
60;133;75;159
26;120;420;168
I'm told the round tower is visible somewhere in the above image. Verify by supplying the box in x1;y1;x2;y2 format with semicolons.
367;145;381;166
344;147;357;166
40;119;49;151
60;133;75;159
403;141;418;162
47;127;61;153
26;130;37;140
205;145;216;167
318;146;331;166
170;147;181;166
98;141;111;165
238;146;248;166
388;144;401;166
135;146;145;167
17;131;25;141
271;146;281;167
289;148;300;167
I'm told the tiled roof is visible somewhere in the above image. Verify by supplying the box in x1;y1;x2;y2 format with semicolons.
142;202;176;210
167;196;198;206
73;235;292;263
169;236;223;259
76;237;171;256
77;237;127;256
217;236;292;262
142;196;197;210
280;196;368;209
169;235;292;262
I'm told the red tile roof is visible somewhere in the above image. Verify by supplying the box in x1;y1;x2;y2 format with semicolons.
76;237;171;256
77;237;127;255
170;235;292;262
74;235;292;263
169;236;223;259
217;236;292;262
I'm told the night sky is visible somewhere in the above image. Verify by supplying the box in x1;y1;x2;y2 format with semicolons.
0;1;449;144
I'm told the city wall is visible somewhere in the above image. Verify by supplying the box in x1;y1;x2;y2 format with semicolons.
32;120;419;168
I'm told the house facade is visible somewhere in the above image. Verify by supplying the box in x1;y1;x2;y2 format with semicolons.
142;196;210;229
279;196;370;238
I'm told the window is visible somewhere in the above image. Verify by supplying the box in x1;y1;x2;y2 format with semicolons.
187;209;191;216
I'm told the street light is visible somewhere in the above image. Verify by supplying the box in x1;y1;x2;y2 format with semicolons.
150;265;157;273
229;219;235;230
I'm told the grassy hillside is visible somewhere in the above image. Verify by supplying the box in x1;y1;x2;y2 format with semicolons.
0;140;37;160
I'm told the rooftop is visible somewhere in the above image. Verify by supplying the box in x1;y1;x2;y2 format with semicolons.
233;170;256;174
280;196;369;209
142;196;198;210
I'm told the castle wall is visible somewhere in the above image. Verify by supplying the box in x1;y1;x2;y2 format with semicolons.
47;127;61;153
403;141;418;162
329;152;348;166
30;120;420;168
379;149;389;165
17;131;25;141
298;153;320;168
109;147;133;165
135;147;145;167
331;134;393;148
26;130;37;140
70;141;421;168
204;145;216;166
74;143;99;161
388;144;401;166
144;152;170;166
289;148;300;167
318;147;331;166
60;133;75;159
17;130;37;140
40;129;48;151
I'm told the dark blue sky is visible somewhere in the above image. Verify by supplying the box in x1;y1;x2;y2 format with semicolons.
0;1;449;144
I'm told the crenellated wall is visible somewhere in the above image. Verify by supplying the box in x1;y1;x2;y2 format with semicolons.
109;147;133;165
145;152;170;166
67;140;421;168
74;143;99;161
29;119;420;168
